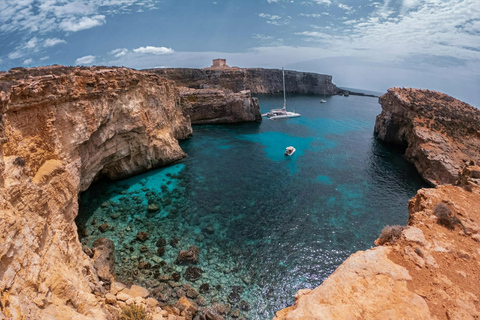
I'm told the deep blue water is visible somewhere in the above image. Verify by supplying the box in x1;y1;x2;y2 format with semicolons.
77;93;427;319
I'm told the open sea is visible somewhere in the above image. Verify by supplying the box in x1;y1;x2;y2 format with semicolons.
77;93;428;319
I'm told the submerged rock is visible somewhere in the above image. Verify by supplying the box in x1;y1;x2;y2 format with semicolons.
98;223;110;233
184;266;203;281
136;231;150;242
170;237;180;247
199;283;210;293
157;247;166;256
148;203;160;213
176;246;200;264
156;237;167;247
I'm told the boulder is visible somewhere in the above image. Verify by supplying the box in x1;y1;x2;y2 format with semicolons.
176;246;199;265
184;267;203;282
92;237;115;281
136;231;150;242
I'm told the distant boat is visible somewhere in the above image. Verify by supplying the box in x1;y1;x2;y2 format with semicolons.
262;68;301;120
284;146;296;156
320;93;327;103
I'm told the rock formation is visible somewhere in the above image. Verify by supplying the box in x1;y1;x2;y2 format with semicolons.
274;88;480;320
374;87;480;185
146;67;338;95
0;66;192;319
180;88;261;124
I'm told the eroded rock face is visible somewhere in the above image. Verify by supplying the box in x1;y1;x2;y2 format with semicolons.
374;87;480;185
0;66;192;319
180;88;261;124
147;68;339;95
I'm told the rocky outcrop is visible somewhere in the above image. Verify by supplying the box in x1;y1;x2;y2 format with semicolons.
146;67;338;95
274;173;480;320
0;66;192;319
374;87;480;185
275;88;480;320
180;88;261;124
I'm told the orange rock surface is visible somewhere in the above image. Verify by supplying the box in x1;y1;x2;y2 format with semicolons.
0;66;192;319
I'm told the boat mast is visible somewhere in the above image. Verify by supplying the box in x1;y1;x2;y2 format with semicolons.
282;67;286;110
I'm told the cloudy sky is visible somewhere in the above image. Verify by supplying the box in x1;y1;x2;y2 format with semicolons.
1;0;479;105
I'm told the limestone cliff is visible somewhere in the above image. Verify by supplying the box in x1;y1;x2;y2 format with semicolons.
179;87;261;124
274;89;480;320
274;179;480;320
146;68;338;95
374;87;480;185
0;66;192;319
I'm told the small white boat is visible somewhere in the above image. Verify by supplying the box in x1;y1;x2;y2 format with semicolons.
262;68;301;120
284;146;296;156
320;99;327;103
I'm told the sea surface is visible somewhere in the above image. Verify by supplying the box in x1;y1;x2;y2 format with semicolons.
77;93;428;319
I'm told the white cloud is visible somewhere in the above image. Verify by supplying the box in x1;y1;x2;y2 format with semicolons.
258;13;290;25
253;34;284;46
132;46;174;55
23;58;33;65
40;56;49;61
110;48;129;57
59;15;106;32
267;0;279;3
296;0;480;63
338;3;353;11
7;37;40;60
0;0;158;34
75;55;96;65
44;38;67;47
299;13;329;18
24;37;39;49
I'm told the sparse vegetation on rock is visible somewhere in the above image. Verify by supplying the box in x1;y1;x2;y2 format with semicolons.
375;225;405;245
117;304;152;320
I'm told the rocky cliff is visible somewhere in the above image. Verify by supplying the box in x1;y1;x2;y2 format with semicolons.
374;88;480;185
274;88;480;320
179;87;261;124
146;68;339;95
0;66;192;319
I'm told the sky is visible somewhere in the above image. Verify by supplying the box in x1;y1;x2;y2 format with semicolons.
0;0;479;106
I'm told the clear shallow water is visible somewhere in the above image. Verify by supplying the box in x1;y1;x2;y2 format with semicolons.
77;94;427;319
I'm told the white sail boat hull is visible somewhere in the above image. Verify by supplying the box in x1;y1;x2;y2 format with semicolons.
269;112;301;120
262;68;301;120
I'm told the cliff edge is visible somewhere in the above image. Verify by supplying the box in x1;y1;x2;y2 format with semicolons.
0;66;192;319
274;89;480;320
374;87;480;185
146;67;339;95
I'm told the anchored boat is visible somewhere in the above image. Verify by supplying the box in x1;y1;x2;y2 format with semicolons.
262;68;301;120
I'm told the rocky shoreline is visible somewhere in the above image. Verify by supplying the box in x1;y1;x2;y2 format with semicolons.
274;88;480;320
0;65;261;320
1;64;480;320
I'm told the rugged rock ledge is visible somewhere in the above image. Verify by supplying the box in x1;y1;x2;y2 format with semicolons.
0;66;192;319
374;87;480;185
180;88;261;124
146;67;339;95
274;88;480;320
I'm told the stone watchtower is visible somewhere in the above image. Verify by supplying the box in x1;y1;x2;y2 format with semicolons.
211;59;229;68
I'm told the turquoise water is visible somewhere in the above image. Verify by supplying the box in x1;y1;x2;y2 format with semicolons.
77;94;427;319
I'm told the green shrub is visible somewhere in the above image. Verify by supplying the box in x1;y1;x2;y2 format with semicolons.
117;305;152;320
376;225;404;245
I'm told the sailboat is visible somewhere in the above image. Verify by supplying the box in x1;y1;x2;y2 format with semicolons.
262;68;301;120
320;93;327;103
